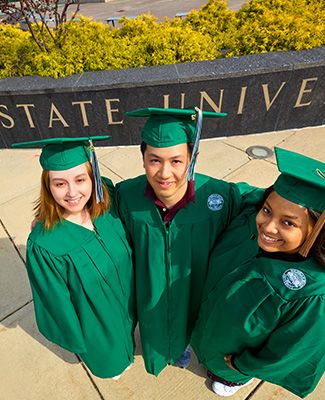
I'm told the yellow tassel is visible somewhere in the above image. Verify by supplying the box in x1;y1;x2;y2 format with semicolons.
299;210;325;257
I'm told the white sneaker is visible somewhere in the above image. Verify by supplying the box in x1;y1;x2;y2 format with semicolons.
111;364;132;380
211;379;254;397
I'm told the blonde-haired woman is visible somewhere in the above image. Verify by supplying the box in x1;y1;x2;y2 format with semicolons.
13;136;135;379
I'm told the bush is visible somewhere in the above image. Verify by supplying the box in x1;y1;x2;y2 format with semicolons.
0;16;218;77
114;14;218;67
182;0;237;51
227;0;325;56
0;25;34;78
56;18;121;74
0;1;324;78
0;23;66;77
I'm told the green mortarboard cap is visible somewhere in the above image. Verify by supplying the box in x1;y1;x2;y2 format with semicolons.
12;136;110;170
274;147;325;212
12;136;111;203
126;107;227;148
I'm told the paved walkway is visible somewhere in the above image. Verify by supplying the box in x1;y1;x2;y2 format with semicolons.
1;124;324;400
1;2;324;399
69;0;246;23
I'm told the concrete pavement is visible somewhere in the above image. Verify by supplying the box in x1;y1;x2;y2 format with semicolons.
1;1;324;398
1;125;325;400
69;0;247;23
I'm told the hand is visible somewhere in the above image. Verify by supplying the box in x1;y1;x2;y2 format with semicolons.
224;354;237;371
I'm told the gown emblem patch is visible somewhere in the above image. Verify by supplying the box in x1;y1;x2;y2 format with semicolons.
282;268;306;290
207;194;224;211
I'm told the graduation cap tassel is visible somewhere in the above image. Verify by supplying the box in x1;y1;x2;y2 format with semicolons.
89;140;104;203
187;107;203;181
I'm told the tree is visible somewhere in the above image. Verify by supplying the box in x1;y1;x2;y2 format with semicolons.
0;0;80;51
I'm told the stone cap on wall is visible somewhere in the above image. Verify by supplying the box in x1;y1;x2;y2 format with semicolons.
0;46;324;148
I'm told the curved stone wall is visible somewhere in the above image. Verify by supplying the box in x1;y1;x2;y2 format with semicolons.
0;46;324;148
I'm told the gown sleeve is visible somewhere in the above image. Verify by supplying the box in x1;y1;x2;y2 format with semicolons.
113;182;135;248
234;295;325;398
235;182;265;209
102;177;115;203
114;181;126;215
26;239;87;353
221;182;264;226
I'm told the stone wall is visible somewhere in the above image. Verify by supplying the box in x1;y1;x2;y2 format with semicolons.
0;46;324;148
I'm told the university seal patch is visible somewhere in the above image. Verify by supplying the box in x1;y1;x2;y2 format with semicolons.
207;194;224;211
282;268;306;290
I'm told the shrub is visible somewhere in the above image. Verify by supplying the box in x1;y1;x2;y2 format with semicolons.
0;1;324;78
0;16;217;77
226;0;325;56
182;0;237;51
0;25;33;78
56;17;120;74
114;14;218;67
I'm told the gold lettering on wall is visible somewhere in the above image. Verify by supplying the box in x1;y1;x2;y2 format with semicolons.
49;103;69;128
237;86;247;115
262;82;286;111
72;101;92;127
105;99;123;125
163;94;170;108
294;77;318;107
0;105;14;129
180;93;185;109
199;90;224;112
163;93;186;108
16;104;35;128
0;72;322;141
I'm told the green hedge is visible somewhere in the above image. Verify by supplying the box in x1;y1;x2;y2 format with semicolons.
182;0;237;51
225;0;325;56
0;0;324;78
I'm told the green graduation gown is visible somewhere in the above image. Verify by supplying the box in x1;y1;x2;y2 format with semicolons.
26;179;135;378
116;173;260;376
191;208;325;398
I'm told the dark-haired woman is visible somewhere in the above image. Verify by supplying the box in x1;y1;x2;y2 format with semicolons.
191;147;325;398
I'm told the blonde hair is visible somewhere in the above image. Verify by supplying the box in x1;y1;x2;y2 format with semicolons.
34;162;110;230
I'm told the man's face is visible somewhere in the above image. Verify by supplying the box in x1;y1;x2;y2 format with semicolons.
143;143;190;208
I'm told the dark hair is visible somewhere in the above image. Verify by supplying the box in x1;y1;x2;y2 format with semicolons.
259;186;325;266
140;141;194;157
308;209;325;266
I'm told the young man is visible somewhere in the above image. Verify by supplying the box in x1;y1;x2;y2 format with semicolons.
116;108;260;376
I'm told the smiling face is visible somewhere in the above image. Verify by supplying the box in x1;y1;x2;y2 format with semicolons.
143;143;190;208
48;162;93;218
256;191;315;254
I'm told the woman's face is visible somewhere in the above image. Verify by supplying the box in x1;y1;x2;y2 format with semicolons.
48;162;92;218
256;191;315;254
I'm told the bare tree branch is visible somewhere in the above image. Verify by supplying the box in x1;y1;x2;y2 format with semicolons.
0;0;80;51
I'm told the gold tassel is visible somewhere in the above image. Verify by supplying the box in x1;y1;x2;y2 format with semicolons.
299;210;325;257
